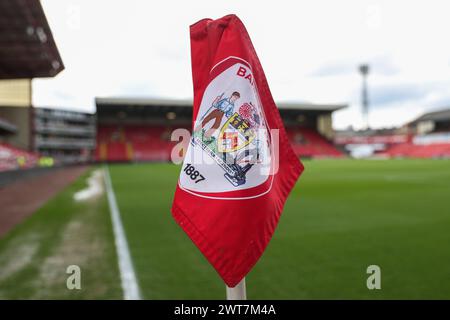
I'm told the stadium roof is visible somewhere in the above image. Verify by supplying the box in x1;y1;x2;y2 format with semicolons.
0;0;64;79
95;97;347;112
410;108;450;124
96;97;193;108
0;117;17;134
276;101;346;112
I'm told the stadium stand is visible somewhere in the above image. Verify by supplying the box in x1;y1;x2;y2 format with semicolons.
0;143;39;172
287;127;343;158
96;125;187;162
33;108;96;164
0;0;65;173
382;108;450;158
384;142;450;158
95;98;345;162
335;108;450;159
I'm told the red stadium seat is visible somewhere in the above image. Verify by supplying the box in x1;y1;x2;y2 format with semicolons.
0;143;39;172
384;142;450;158
286;127;343;158
96;125;344;162
96;125;186;162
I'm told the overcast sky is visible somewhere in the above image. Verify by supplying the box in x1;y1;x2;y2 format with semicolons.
34;0;450;129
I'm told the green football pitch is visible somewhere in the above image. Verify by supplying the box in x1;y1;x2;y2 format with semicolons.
1;159;450;299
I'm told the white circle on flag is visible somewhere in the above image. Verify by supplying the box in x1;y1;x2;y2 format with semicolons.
180;58;272;198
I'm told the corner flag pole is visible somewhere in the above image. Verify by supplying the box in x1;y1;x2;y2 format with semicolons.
226;277;247;300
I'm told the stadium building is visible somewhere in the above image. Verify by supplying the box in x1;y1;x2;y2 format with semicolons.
95;97;346;162
335;108;450;158
33;107;96;164
0;0;96;171
0;0;63;171
384;108;450;158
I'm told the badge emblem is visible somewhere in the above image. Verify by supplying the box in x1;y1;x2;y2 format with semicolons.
180;57;272;196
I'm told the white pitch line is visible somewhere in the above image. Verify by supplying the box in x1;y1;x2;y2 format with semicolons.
103;166;142;300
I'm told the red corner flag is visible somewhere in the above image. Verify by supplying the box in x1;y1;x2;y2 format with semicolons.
172;14;304;287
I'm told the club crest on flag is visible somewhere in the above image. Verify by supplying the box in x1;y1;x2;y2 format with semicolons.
182;58;272;193
217;111;256;153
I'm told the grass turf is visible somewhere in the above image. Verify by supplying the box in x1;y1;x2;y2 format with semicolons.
108;159;450;299
0;168;122;299
1;159;449;299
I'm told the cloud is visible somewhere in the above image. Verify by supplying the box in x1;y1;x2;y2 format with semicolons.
369;83;430;106
310;55;400;77
333;80;450;129
365;81;450;109
33;0;450;129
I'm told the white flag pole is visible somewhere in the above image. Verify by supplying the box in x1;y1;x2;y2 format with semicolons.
226;277;247;300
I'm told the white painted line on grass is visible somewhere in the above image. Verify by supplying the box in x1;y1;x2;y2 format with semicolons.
103;166;142;300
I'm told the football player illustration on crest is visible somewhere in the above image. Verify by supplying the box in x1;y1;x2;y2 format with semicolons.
194;91;241;145
192;90;268;187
